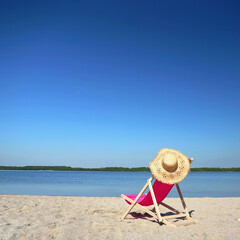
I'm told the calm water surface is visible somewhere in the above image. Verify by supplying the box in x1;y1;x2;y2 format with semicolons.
0;170;240;197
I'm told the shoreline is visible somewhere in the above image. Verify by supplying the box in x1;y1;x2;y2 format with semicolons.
1;168;240;172
0;195;239;239
1;193;239;198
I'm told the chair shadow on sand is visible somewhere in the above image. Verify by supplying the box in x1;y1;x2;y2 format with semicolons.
128;209;196;225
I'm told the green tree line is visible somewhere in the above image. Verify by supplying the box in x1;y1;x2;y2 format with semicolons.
0;166;239;172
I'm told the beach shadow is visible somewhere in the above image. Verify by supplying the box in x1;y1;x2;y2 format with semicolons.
189;210;195;218
160;209;195;218
128;209;196;224
128;212;160;224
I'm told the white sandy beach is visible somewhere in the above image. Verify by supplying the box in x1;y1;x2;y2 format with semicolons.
0;195;239;240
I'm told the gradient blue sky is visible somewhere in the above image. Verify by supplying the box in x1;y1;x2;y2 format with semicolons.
1;0;240;168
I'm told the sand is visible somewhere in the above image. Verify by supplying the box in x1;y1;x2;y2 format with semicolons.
0;195;239;240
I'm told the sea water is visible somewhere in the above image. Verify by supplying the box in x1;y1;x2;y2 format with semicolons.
0;170;240;197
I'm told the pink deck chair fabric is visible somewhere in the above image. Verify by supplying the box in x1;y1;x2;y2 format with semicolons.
125;180;174;206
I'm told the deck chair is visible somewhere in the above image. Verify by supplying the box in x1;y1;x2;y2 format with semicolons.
121;149;197;227
121;176;197;227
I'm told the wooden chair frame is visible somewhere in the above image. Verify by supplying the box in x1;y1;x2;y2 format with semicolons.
121;175;197;227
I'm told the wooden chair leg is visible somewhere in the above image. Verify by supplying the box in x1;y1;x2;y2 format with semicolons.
121;176;153;219
121;194;176;227
121;194;158;220
159;201;181;214
148;179;162;223
176;184;197;223
176;184;190;218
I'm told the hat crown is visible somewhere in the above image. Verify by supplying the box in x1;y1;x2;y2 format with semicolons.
149;148;190;184
162;153;178;172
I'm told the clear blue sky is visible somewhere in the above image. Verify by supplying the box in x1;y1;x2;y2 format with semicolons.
0;0;240;168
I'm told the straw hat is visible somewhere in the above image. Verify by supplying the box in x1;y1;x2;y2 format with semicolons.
149;148;191;184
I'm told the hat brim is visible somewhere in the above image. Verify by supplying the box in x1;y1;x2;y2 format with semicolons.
149;148;190;184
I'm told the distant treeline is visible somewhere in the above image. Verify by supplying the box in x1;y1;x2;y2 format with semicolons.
0;166;149;172
0;166;240;172
190;168;240;172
